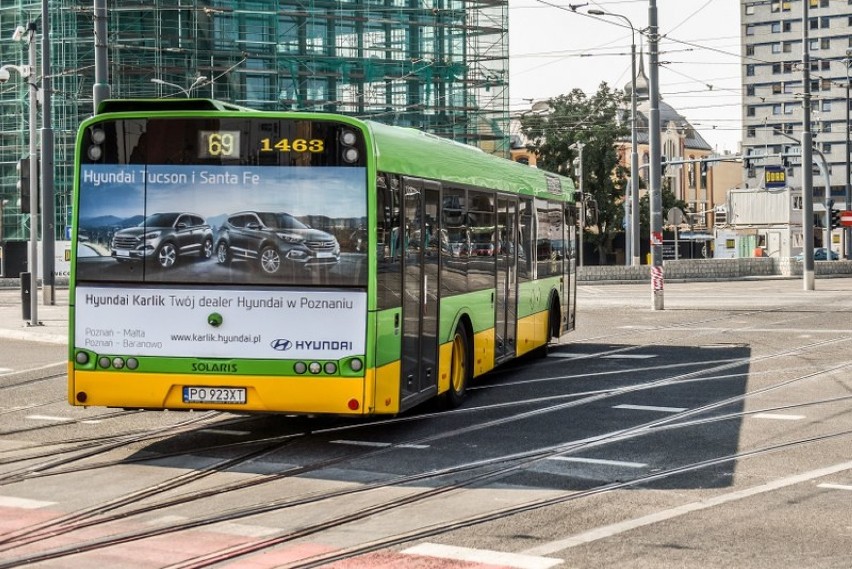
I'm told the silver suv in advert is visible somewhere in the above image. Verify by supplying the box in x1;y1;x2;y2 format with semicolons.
215;211;340;275
111;212;214;269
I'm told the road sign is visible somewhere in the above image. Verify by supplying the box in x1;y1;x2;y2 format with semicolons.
840;211;852;227
764;165;786;189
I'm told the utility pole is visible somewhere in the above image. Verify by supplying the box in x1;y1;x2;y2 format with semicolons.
648;0;663;310
25;24;39;325
93;0;110;112
41;0;55;305
586;8;639;267
801;0;815;290
845;50;851;260
571;142;585;267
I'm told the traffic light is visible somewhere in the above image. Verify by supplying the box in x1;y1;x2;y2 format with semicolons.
660;155;668;175
17;157;39;214
830;207;841;229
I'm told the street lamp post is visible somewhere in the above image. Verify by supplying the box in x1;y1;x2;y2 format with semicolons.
151;76;208;98
588;9;640;268
3;23;40;325
845;50;852;260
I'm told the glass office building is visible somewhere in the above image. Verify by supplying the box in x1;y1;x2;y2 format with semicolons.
0;0;509;245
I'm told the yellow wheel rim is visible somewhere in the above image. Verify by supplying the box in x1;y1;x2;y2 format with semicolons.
450;333;466;393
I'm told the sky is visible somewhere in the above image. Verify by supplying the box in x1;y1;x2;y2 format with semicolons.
509;0;742;155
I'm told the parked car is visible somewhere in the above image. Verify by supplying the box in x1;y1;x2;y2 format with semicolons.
793;247;839;261
215;211;340;274
111;212;213;269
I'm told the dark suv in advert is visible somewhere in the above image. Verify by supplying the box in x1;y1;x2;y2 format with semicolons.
111;212;214;269
215;211;340;274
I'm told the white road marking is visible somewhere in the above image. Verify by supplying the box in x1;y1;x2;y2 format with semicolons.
25;415;73;422
602;354;657;360
613;404;688;413
403;543;561;569
330;439;430;449
818;483;852;491
548;456;647;469
753;413;805;421
0;368;11;374
547;353;585;359
199;428;251;436
0;496;56;509
522;460;852;556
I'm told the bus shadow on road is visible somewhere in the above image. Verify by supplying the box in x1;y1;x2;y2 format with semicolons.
467;342;753;491
130;343;752;492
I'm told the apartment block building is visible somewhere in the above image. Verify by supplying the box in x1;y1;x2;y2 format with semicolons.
742;0;852;211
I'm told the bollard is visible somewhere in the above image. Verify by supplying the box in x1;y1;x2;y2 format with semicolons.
20;272;31;321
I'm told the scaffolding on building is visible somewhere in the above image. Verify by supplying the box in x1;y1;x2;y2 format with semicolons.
0;0;509;245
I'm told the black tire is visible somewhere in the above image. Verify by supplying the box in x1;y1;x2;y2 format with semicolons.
442;325;470;408
531;300;559;359
216;241;230;264
156;242;178;269
200;238;213;260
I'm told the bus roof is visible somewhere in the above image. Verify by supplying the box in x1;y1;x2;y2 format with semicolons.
86;99;574;201
364;120;575;201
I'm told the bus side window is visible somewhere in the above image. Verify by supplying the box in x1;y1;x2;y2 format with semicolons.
377;173;402;310
518;198;534;282
441;186;469;297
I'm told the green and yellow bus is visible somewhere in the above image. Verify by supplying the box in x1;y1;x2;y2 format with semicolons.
68;99;577;415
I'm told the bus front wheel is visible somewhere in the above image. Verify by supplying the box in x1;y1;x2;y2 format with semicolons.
443;326;470;408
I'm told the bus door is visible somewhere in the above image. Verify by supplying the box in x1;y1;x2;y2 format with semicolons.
564;204;577;332
401;177;440;404
495;196;518;362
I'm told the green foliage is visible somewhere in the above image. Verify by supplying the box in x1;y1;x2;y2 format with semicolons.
638;181;691;234
519;83;629;263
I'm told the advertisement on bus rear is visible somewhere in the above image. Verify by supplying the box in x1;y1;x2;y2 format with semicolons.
75;286;366;359
74;163;367;359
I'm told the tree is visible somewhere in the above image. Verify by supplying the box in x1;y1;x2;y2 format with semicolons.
520;83;629;264
638;179;690;235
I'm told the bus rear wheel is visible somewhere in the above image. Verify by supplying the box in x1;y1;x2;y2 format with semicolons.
442;326;470;408
531;300;559;359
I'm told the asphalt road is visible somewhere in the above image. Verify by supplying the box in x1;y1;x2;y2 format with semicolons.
0;278;851;568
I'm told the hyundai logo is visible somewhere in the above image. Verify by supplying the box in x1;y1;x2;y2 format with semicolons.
270;339;292;351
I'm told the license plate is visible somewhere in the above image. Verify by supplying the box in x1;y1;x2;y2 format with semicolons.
316;251;334;258
116;250;131;257
183;386;246;404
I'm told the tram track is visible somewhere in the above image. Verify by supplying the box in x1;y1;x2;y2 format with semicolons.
2;376;850;568
0;339;849;566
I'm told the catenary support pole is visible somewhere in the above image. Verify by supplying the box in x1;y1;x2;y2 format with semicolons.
93;0;110;112
801;0;815;290
41;0;55;305
648;0;663;310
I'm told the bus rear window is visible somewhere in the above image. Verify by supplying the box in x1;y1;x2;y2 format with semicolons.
75;118;367;288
